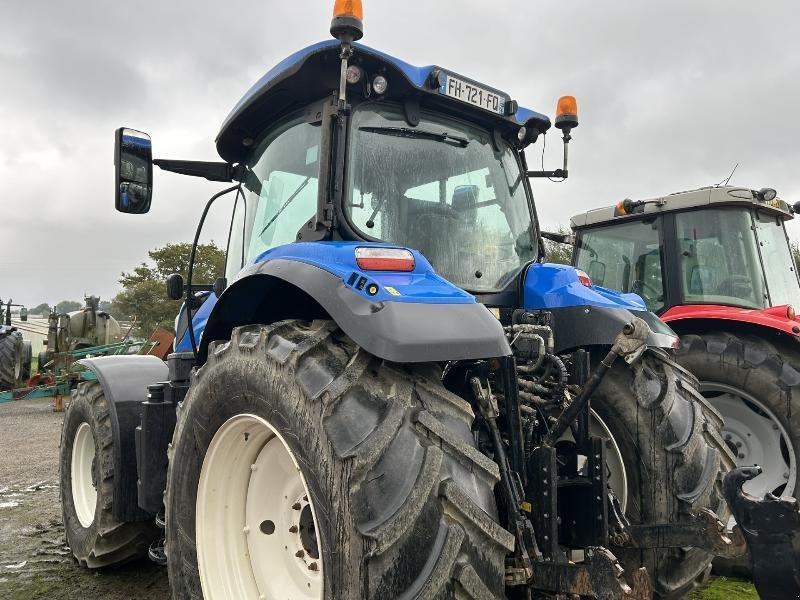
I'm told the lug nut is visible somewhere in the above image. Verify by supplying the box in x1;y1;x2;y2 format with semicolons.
773;424;780;430
295;550;305;558
739;453;745;459
735;441;742;447
784;473;790;479
308;562;319;572
289;525;298;533
292;502;302;510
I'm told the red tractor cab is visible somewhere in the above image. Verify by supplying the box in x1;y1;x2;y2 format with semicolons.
571;186;800;503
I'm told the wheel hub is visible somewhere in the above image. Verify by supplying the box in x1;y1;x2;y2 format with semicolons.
702;383;796;499
196;413;323;600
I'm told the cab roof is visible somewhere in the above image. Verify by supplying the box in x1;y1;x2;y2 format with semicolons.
216;40;551;163
570;186;794;230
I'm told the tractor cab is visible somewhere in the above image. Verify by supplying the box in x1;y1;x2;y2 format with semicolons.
571;186;800;331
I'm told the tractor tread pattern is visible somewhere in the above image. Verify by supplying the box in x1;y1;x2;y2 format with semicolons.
596;349;734;599
166;320;508;599
61;381;157;568
0;330;22;390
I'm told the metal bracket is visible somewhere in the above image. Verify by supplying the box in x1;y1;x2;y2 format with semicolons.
510;547;652;599
615;509;745;558
724;466;800;600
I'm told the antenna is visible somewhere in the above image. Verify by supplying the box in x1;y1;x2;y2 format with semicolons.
717;163;739;187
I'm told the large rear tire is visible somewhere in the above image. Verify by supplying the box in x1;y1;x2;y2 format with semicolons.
676;332;800;500
591;349;734;599
0;329;22;390
60;381;158;567
165;320;513;599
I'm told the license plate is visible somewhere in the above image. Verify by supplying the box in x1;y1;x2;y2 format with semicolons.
438;72;507;116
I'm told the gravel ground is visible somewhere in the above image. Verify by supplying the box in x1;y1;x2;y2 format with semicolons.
0;397;169;599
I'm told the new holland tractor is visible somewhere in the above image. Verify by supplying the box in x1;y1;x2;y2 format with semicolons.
571;186;800;518
59;4;746;599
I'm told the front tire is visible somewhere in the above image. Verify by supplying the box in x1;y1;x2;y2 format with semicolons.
591;349;734;599
166;320;513;600
60;381;158;567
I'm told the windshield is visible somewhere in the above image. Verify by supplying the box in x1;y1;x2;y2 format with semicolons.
754;211;800;306
345;103;535;292
228;114;321;279
675;208;768;309
574;219;665;312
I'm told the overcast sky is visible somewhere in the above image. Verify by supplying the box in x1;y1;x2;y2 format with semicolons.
2;1;799;307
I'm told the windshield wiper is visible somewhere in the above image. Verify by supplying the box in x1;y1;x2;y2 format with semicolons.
359;126;469;148
258;176;311;237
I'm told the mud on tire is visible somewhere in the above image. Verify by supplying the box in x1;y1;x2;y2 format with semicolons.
60;381;158;568
591;348;735;599
165;320;513;599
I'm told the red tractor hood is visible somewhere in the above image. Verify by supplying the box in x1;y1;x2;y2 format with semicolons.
662;304;800;337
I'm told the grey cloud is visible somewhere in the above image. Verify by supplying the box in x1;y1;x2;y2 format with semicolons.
1;0;799;305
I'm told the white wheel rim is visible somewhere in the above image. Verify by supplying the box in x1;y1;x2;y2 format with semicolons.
71;422;97;527
589;409;628;512
559;410;628;512
702;382;796;499
197;413;323;600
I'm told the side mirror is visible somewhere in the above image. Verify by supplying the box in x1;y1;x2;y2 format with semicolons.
19;307;28;322
115;127;153;214
166;273;184;300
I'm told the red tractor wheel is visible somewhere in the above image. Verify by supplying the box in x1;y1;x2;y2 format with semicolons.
676;332;800;501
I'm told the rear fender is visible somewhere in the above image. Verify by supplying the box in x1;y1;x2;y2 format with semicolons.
77;355;168;521
662;304;800;339
522;263;677;352
197;243;511;363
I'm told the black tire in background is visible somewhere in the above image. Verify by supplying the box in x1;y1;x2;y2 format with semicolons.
676;331;800;498
60;381;158;568
37;350;51;373
591;349;734;600
0;330;23;390
166;320;513;599
20;341;32;383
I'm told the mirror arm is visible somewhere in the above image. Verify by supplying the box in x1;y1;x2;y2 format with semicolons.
152;159;242;182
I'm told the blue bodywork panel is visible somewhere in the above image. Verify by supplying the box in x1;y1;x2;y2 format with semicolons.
522;263;647;311
175;241;476;352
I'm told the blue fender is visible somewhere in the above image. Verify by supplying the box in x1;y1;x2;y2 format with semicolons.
522;263;677;352
179;241;511;363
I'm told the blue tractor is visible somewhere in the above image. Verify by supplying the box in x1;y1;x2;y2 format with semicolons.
59;4;740;598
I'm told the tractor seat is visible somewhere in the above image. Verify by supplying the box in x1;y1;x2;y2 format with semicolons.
451;185;478;224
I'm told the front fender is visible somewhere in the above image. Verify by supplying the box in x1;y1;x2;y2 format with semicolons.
197;242;511;363
77;355;168;521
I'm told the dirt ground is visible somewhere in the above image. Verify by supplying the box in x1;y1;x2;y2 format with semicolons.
0;397;169;599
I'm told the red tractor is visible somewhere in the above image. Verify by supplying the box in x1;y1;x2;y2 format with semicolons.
570;186;800;505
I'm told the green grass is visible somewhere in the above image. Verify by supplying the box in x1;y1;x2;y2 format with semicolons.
691;576;758;599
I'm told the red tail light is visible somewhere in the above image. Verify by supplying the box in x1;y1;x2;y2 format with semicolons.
355;247;415;272
575;269;592;287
